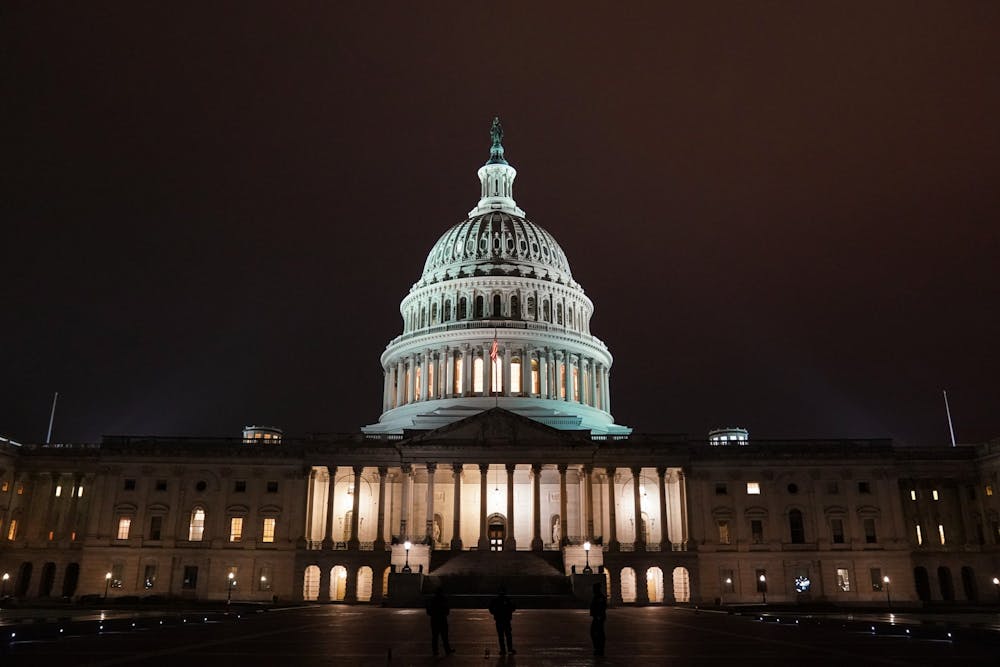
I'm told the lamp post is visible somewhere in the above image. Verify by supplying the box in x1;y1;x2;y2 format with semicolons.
227;572;236;606
992;577;999;602
1;572;9;598
104;572;112;599
402;540;412;573
759;574;767;604
883;576;891;609
723;577;732;606
583;541;593;574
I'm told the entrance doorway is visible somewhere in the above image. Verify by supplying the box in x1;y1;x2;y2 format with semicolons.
488;514;506;551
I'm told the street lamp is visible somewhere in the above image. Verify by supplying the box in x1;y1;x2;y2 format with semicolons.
883;576;891;609
227;572;236;606
992;577;999;602
1;572;9;597
759;574;767;604
104;572;112;599
723;577;732;605
402;540;412;573
583;541;593;574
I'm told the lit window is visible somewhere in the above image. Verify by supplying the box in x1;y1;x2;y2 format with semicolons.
0;481;7;492
510;359;521;393
746;482;761;495
6;519;17;541
916;524;923;545
454;356;464;394
48;530;54;541
932;489;939;501
910;489;917;501
189;508;206;541
77;485;84;497
54;485;62;497
473;358;484;392
229;517;243;542
717;520;731;545
71;531;77;541
938;524;946;545
491;363;503;393
987;484;994;497
117;517;132;540
836;568;851;592
262;518;276;543
17;485;23;495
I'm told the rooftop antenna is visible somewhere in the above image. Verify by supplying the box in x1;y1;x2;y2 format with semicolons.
46;391;59;444
943;390;957;447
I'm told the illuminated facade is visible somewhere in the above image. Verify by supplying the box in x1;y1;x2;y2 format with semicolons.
1;122;999;607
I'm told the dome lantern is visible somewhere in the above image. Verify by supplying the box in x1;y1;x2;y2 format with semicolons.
469;117;525;218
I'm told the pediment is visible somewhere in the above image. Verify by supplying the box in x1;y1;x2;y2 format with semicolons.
403;408;588;446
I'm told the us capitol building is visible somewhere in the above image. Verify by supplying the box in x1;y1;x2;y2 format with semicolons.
2;121;999;607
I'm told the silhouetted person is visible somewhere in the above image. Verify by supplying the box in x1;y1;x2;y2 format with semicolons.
589;582;607;656
427;589;455;656
488;587;516;655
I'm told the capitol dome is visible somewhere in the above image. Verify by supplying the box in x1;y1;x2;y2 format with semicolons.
363;119;630;436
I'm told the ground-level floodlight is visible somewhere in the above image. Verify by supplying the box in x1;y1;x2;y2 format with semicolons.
1;572;9;597
583;541;593;574
993;577;999;601
403;540;412;573
759;574;767;604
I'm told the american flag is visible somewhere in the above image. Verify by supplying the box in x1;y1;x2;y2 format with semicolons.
489;335;498;361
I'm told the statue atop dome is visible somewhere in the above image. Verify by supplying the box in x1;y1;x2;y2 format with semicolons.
487;116;507;165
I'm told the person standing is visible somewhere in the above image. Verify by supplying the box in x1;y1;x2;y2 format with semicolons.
589;582;607;656
427;588;455;656
488;587;516;655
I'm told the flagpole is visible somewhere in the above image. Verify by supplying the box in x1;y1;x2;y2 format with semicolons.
943;390;957;447
46;391;59;444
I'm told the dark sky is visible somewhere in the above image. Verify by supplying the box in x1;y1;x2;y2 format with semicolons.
2;3;998;445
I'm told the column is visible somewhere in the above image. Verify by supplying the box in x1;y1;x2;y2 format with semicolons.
421;350;431;400
438;348;447;398
451;464;463;550
558;464;569;546
584;465;595;540
484;345;492;396
445;347;455;398
407;353;416;402
607;467;619;551
399;464;412;541
303;468;317;544
425;463;437;545
531;464;543;551
657;467;669;549
589;359;598;407
463;345;472;396
503;345;512;397
632;466;645;551
322;466;338;549
395;360;405;407
539;349;549;399
576;354;584;403
505;464;516;549
478;463;489;550
602;367;611;413
349;466;362;549
375;467;387;549
678;469;691;549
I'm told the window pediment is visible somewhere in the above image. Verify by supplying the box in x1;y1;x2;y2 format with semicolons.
744;505;768;518
258;504;282;516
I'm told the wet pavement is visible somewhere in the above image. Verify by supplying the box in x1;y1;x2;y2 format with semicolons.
3;605;1000;666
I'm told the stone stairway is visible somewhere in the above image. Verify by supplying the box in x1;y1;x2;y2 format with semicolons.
424;550;580;608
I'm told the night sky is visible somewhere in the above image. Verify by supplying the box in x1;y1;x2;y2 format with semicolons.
2;4;998;445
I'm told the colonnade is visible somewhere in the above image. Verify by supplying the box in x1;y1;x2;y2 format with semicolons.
306;464;689;552
381;346;611;414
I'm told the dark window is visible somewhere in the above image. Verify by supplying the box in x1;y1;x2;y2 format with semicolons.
870;568;883;591
234;480;247;493
864;518;877;543
826;481;839;494
858;481;871;494
123;479;136;491
751;519;764;544
266;481;279;493
787;483;799;494
182;566;198;589
155;480;167;492
149;516;163;541
474;296;484;318
195;480;207;492
714;482;727;495
510;295;520;319
831;519;845;544
789;509;805;544
458;297;467;319
493;294;502;317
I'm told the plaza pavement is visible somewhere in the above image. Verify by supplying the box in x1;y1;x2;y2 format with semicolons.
3;604;1000;666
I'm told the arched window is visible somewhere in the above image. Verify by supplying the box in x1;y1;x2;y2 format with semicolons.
620;567;637;603
510;357;521;393
189;507;206;542
557;303;564;325
527;296;536;319
420;308;426;328
646;567;664;603
458;297;468;320
531;359;540;394
543;300;551;322
473;357;484;393
789;509;805;543
568;306;574;327
511;295;520;319
453;355;464;394
330;565;347;601
357;566;373;602
444;299;452;321
475;296;485;318
493;294;502;318
303;565;320;601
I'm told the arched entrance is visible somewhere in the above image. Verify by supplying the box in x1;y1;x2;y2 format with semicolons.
672;567;691;603
620;567;637;603
330;565;347;601
62;563;80;598
961;566;977;601
913;567;931;602
938;566;955;601
646;567;664;603
488;514;506;552
357;566;373;602
38;562;56;597
15;562;32;597
303;565;320;601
